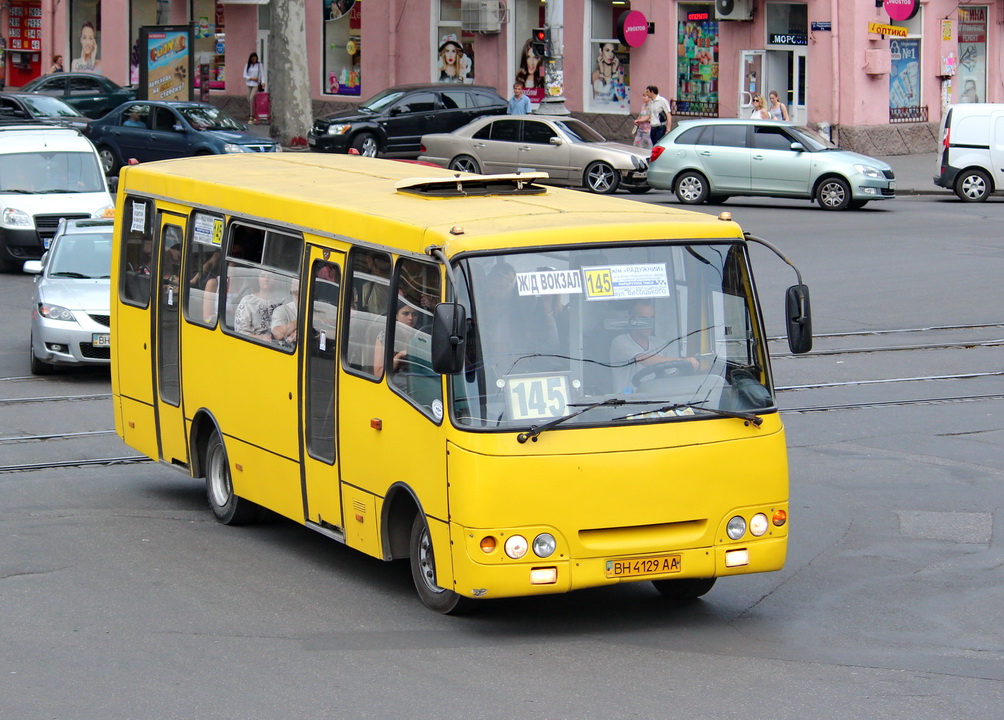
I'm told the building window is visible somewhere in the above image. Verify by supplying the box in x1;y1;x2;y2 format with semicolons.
676;3;719;117
323;0;361;95
956;6;987;104
436;0;475;84
190;0;226;91
588;1;630;112
889;9;923;122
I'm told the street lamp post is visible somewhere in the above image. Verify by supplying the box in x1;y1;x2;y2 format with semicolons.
535;0;570;116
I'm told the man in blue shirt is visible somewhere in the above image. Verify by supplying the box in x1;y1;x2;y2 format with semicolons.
507;82;531;115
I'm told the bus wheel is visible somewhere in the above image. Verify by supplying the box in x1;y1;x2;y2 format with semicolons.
410;515;472;614
652;577;716;603
205;429;260;525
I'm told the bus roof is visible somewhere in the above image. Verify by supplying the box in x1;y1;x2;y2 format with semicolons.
118;153;745;257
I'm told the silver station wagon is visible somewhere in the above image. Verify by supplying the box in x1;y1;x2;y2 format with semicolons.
648;119;896;210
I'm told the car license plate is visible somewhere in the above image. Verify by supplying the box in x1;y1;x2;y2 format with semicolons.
605;554;682;579
308;136;317;146
92;333;110;347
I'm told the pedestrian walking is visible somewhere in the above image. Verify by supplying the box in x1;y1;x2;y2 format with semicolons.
646;85;671;144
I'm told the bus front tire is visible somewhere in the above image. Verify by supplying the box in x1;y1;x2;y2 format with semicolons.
205;429;260;525
410;515;472;615
652;577;716;603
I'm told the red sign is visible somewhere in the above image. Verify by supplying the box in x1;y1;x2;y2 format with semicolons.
616;10;648;48
884;0;919;22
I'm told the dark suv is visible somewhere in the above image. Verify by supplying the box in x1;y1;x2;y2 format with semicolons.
308;83;507;157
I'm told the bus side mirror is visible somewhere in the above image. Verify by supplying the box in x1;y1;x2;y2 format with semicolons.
786;284;812;354
431;302;467;374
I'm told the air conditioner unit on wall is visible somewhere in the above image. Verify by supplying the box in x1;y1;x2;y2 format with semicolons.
461;0;508;34
715;0;754;21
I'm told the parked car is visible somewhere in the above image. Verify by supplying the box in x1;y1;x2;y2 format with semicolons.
85;100;281;174
0;92;91;131
933;103;1004;202
648;118;896;210
19;72;136;119
308;83;507;157
419;115;650;194
24;218;115;375
0;124;114;273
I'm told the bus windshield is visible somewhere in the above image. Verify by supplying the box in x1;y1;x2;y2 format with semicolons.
451;241;773;430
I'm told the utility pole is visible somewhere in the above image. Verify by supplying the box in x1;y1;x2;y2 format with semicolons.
535;0;570;116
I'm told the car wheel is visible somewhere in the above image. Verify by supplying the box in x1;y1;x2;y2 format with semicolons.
674;171;709;204
205;429;261;525
708;194;730;204
816;177;852;210
955;169;991;202
97;145;120;175
351;132;379;158
626;186;652;194
29;335;54;375
652;577;716;604
448;155;481;174
410;514;472;614
584;162;620;194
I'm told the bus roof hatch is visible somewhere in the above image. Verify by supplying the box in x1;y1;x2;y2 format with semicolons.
394;172;549;198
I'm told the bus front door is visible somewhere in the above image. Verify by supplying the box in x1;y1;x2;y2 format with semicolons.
301;250;344;530
154;212;189;466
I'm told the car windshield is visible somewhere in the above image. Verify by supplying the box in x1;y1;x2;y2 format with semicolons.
0;151;105;193
19;95;83;118
179;105;243;131
47;231;113;279
787;125;839;151
555;119;607;143
359;89;406;113
450;242;774;431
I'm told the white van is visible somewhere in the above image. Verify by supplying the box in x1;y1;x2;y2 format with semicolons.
933;103;1004;202
0;122;114;272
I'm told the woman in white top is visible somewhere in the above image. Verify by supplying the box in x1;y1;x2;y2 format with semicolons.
750;96;769;120
768;91;790;121
243;52;264;124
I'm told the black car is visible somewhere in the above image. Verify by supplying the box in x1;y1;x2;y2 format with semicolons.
19;73;137;119
0;92;91;131
308;83;507;157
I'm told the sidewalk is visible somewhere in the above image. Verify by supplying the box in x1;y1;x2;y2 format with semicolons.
874;152;946;196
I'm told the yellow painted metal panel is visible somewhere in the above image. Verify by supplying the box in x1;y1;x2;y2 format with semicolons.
225;437;303;523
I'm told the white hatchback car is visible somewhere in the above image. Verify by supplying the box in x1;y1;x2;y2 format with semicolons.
24;218;114;375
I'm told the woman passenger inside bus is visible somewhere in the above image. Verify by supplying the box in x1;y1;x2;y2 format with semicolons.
234;269;289;341
372;293;421;378
270;279;300;347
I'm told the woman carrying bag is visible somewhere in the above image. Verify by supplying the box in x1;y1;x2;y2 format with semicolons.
243;53;265;124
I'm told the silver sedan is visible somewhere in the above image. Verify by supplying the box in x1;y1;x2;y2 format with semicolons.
419;115;650;194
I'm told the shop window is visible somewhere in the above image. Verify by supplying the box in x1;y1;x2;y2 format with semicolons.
956;6;987;104
676;4;719;117
189;0;226;91
588;1;630;112
889;9;924;122
324;1;361;95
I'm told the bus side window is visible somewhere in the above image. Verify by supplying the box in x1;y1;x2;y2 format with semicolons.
184;211;224;327
120;197;153;307
388;259;442;416
344;248;391;376
221;225;264;331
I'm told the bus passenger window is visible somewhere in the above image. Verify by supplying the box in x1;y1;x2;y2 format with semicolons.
344;249;391;376
387;259;441;415
184;211;225;327
233;268;291;342
120;197;153;307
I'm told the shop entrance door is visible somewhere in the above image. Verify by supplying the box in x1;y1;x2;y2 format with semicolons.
766;48;807;124
738;50;765;118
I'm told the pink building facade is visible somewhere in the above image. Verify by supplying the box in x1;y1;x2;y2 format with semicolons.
8;1;1001;153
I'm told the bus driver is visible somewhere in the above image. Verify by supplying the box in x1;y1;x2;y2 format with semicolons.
610;299;699;391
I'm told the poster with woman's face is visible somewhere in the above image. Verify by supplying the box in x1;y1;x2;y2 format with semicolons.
591;41;629;110
70;0;102;74
515;38;546;103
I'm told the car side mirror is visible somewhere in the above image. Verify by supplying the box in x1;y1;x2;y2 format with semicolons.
22;260;43;274
790;142;805;153
390;106;405;116
549;136;563;146
430;302;467;375
173;124;186;133
785;284;812;354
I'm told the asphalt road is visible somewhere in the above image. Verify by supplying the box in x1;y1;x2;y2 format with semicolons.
1;192;1002;719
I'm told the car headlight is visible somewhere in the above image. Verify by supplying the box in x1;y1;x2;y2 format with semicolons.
2;208;32;228
38;303;76;322
853;164;884;179
223;143;249;153
327;124;352;136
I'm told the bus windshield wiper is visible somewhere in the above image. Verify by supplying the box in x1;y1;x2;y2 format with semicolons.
613;401;763;427
516;398;629;444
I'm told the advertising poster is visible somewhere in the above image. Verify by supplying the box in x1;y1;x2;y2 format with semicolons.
676;18;719;113
139;25;195;102
516;37;546;104
69;0;102;74
590;41;629;111
889;38;920;108
436;32;474;84
957;6;986;103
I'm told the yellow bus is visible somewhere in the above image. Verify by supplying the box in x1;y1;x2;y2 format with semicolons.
110;153;812;613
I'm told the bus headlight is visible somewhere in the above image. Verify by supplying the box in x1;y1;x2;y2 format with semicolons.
504;534;528;559
3;208;32;228
726;516;746;540
749;513;769;537
532;533;556;558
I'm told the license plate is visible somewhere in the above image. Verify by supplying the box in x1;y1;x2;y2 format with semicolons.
92;333;110;347
605;554;682;579
308;137;317;146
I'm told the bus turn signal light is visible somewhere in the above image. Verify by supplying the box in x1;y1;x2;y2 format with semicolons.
772;509;788;527
480;536;497;553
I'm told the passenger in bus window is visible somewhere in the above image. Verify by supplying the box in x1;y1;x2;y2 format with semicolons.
270;279;300;347
358;252;391;313
373;293;420;378
610;299;698;392
234;270;287;340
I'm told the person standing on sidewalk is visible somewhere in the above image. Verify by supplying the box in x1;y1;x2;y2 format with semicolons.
507;82;531;115
646;85;671;145
243;52;265;125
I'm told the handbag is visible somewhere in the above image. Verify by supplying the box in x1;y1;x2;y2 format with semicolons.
658;109;668;125
258;82;265;92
